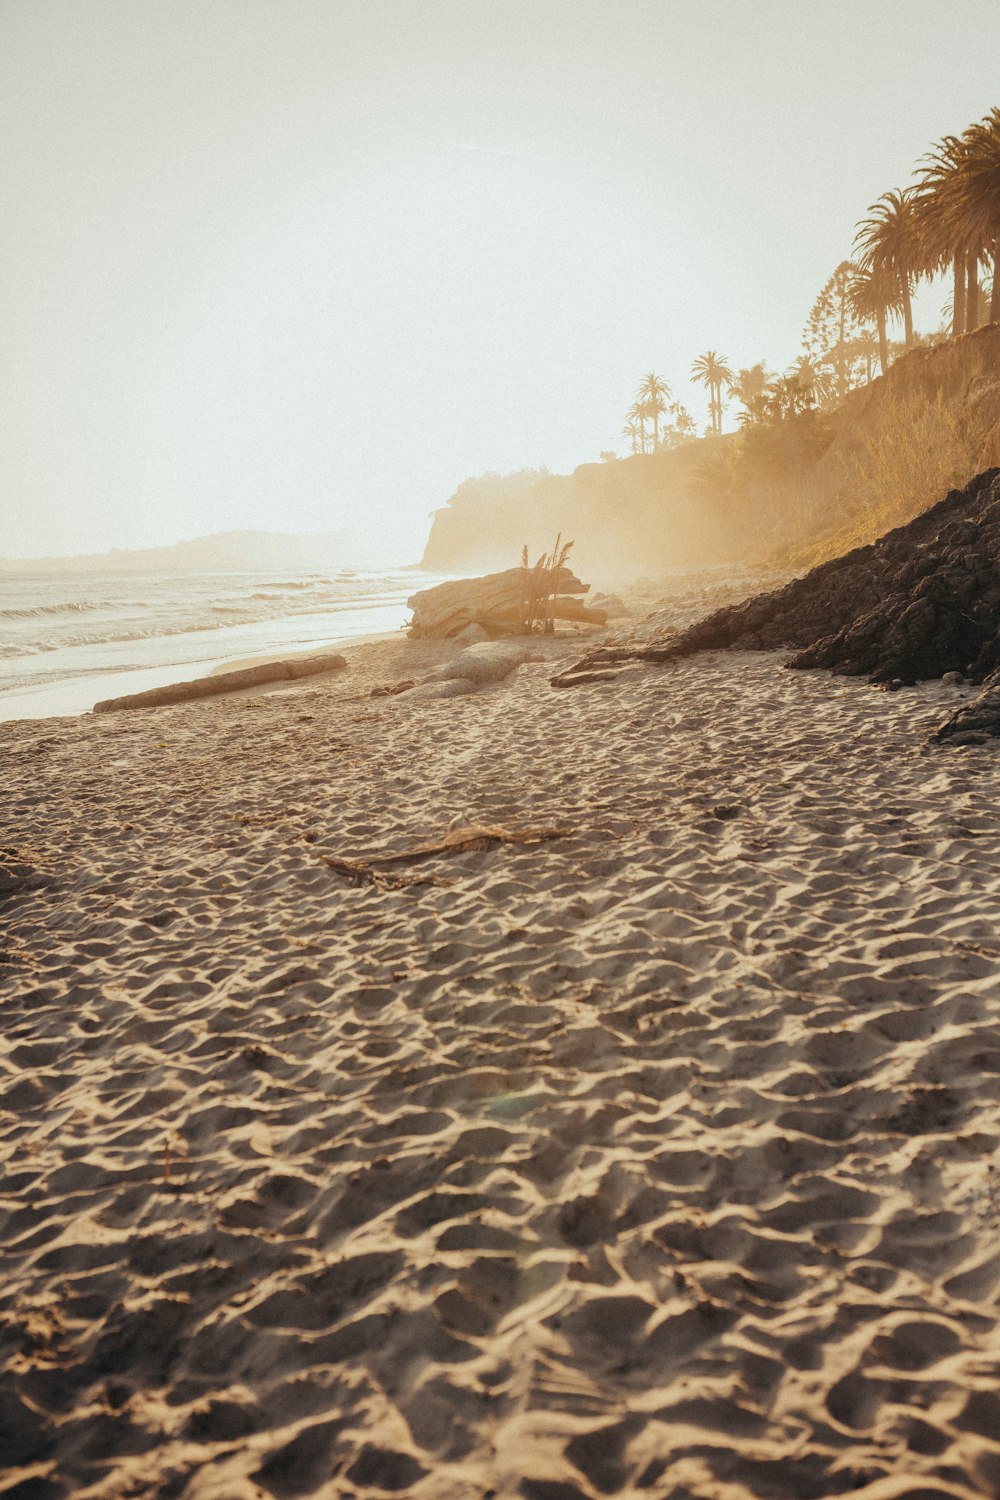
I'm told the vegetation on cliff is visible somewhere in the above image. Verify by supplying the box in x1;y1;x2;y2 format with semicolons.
424;107;999;581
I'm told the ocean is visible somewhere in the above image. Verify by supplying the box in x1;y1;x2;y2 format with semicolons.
0;567;445;721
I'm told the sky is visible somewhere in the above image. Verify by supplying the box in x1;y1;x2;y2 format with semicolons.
1;0;997;562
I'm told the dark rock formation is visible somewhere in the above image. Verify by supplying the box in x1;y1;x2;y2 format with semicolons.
92;653;347;713
566;468;1000;690
929;678;1000;746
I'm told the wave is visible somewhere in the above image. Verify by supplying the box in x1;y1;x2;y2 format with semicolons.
0;598;129;619
0;597;406;658
259;579;326;590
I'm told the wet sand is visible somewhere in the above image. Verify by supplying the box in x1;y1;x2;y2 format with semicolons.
3;608;1000;1499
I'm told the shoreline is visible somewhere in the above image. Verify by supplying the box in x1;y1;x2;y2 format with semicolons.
0;628;407;725
3;618;1000;1496
0;563;780;726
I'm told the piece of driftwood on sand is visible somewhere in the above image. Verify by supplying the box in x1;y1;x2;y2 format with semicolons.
320;822;574;888
407;565;606;640
92;652;347;713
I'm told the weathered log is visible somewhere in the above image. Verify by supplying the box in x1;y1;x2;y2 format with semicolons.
93;653;347;713
549;596;607;625
407;565;597;639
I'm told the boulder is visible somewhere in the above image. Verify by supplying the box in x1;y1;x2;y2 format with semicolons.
437;642;538;686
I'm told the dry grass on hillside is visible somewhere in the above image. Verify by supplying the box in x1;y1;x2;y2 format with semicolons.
781;386;997;572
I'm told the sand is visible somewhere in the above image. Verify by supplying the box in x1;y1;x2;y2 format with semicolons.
3;603;1000;1499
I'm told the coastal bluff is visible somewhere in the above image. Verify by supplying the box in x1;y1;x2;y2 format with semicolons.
421;323;1000;579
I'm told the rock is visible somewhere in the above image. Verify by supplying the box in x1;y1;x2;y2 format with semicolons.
711;804;741;821
583;468;1000;690
590;593;630;618
942;670;966;686
438;642;538;686
928;681;1000;746
454;622;490;643
93;653;347;712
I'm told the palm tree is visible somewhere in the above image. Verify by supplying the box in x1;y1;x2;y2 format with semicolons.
917;131;977;335
852;327;882;383
626;400;648;453
729;363;772;416
854;188;918;347
690;351;733;436
622;416;642;455
960;108;1000;325
785;354;833;406
637;372;671;448
847;263;899;375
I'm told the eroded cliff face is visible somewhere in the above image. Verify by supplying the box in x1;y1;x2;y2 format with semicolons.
420;324;1000;579
420;444;740;581
818;322;1000;484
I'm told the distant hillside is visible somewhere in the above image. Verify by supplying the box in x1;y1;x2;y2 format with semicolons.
421;323;1000;580
0;527;385;574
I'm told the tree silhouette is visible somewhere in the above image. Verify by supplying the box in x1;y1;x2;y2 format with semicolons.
729;364;773;420
622;415;643;455
854;189;918;347
626;400;649;453
637;372;672;448
916;113;1000;335
848;263;899;374
802;264;866;402
958;108;1000;326
690;351;733;436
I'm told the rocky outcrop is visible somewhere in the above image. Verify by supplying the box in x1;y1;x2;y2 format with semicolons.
558;467;1000;692
92;653;347;713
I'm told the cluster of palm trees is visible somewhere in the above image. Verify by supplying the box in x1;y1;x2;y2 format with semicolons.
623;373;696;453
619;108;997;457
623;358;735;452
853;107;998;374
624;352;830;451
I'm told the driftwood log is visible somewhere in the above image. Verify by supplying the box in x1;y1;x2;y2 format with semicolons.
93;652;347;713
408;566;606;640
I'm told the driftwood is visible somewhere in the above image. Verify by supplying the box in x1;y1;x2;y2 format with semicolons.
408;566;606;640
93;653;347;713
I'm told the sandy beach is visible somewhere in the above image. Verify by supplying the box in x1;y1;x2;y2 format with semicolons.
3;602;1000;1499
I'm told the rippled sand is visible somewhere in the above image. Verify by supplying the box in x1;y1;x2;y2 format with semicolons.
3;623;1000;1500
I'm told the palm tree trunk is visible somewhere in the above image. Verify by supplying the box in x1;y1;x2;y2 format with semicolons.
877;305;888;375
991;231;1000;325
966;249;979;333
953;252;966;336
902;280;913;346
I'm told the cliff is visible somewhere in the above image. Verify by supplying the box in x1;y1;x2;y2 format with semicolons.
420;444;740;580
421;323;1000;579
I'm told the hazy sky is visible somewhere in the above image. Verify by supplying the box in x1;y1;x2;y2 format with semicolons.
2;1;997;560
